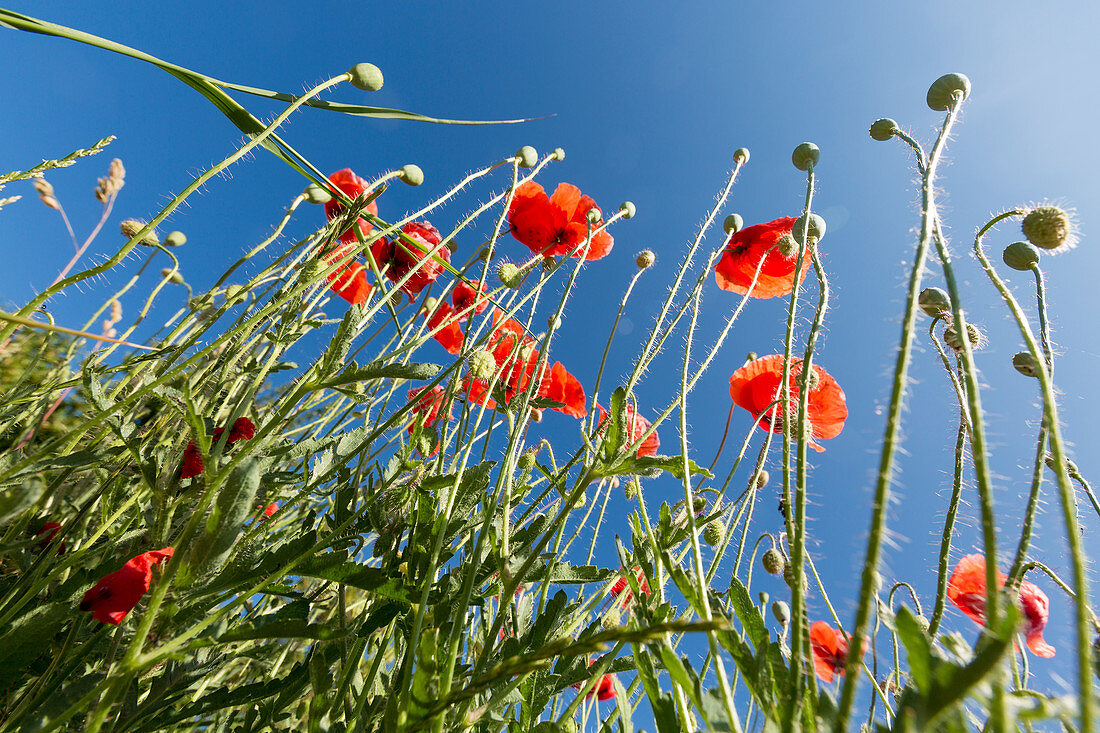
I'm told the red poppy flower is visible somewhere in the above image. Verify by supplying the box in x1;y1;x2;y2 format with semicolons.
714;217;811;299
181;441;204;479
810;621;856;683
372;221;450;299
262;502;279;517
407;386;451;433
572;672;618;701
79;547;174;625
595;403;660;457
322;243;372;305
452;279;488;318
508;182;614;261
34;522;65;553
728;355;847;452
227;417;256;444
947;554;1055;658
181;416;256;479
324;168;378;243
610;566;651;608
422;301;465;354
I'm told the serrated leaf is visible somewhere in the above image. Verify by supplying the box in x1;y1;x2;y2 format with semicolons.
728;577;768;650
894;606;932;694
314;359;441;389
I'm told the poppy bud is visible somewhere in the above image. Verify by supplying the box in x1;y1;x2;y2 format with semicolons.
783;562;809;593
400;164;424;186
1044;452;1078;474
772;600;790;625
304;183;332;204
624;480;638;499
723;214;744;235
792;213;826;245
703;521;724;547
693;495;707;513
926;72;971;111
733;147;750;164
422;296;439;313
775;233;799;259
1022;205;1074;251
552;147;566;161
791;142;820;171
469;350;497;381
918;287;951;318
1003;241;1040;271
164;231;187;247
944;323;985;351
515;146;538;169
601;605;623;629
619;201;636;219
160;268;185;284
497;262;522;288
225;285;246;304
547;315;562;330
121;219;159;246
348;63;384;91
762;548;784;575
586;208;602;226
636;250;656;269
754;469;770;489
518;449;538;471
541;256;557;271
869;118;899;141
1013;351;1040;378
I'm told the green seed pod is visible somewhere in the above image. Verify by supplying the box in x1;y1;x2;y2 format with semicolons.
1002;241;1040;270
772;600;790;625
619;201;636;219
775;232;799;258
762;548;784;575
723;213;744;235
791;142;820;171
792;213;826;244
733;147;750;164
304;183;332;204
497;262;522;288
703;522;724;547
348;63;384;91
586;207;602;226
164;230;187;247
1022;206;1073;251
552;147;566;161
636;250;656;269
516;146;538;169
469;350;497;381
399;164;424;186
1012;351;1040;378
869;118;899;141
926;73;971;111
918;287;951;318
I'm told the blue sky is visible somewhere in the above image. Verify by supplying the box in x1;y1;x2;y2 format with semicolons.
3;0;1100;711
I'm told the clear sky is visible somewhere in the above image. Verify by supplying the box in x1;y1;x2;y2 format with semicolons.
3;0;1100;709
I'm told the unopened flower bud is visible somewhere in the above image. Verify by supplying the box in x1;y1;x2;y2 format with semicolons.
541;256;557;271
636;250;656;269
547;315;562;330
422;296;439;313
754;470;770;489
918;287;951;318
160;268;185;284
759;591;769;606
619;201;636;219
469;350;497;381
518;448;538;471
733;147;750;164
1022;205;1074;251
869;118;899;141
762;548;784;575
164;231;187;247
723;213;744;235
791;142;820;171
551;147;566;161
497;262;522;288
225;285;245;304
399;164;424;186
703;521;724;547
1002;241;1040;270
745;352;758;362
515;146;538;169
944;322;984;352
772;600;790;625
304;183;331;204
1012;351;1040;378
783;562;808;593
792;213;826;244
586;207;602;226
926;73;971;111
775;232;799;258
693;495;707;513
121;219;159;246
624;479;639;500
348;62;384;91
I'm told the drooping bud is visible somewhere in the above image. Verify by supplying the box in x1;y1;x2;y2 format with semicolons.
515;146;538;169
304;183;331;204
869;118;899;141
753;470;770;489
160;268;185;284
772;600;790;625
619;201;636;219
547;315;562;330
497;262;523;288
944;322;985;352
703;521;724;547
348;63;384;91
733;147;750;164
518;448;539;471
791;142;820;171
225;285;246;305
542;256;557;272
792;213;826;244
164;231;187;247
1022;205;1074;251
399;164;424;186
636;250;656;269
624;479;639;500
926;73;971;111
1002;241;1040;270
469;350;497;381
762;548;784;575
120;219;159;246
692;495;707;513
918;287;951;318
1012;351;1040;378
783;562;809;593
723;213;744;235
